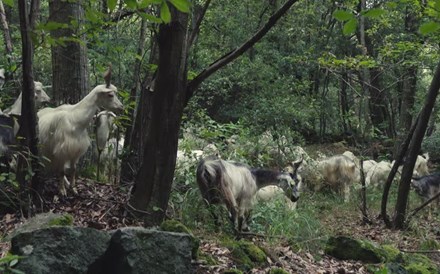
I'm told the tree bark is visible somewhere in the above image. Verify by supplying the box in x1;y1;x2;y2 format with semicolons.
17;0;41;211
393;60;440;229
49;0;88;104
120;18;149;184
129;6;189;225
0;0;13;66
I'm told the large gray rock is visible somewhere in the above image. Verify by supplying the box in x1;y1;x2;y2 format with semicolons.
11;226;111;274
89;227;193;274
10;226;194;274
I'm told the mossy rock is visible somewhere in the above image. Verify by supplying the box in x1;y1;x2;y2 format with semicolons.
222;238;267;271
47;214;74;226
160;219;200;259
6;212;74;241
269;267;290;274
325;236;386;263
382;244;403;262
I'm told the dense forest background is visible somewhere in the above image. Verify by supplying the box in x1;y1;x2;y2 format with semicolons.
1;0;440;272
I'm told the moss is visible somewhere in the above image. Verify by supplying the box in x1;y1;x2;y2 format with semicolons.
402;253;438;274
237;240;266;263
221;238;267;271
405;263;434;274
198;252;218;266
269;267;289;274
381;244;402;262
160;219;200;259
325;236;385;263
47;214;74;226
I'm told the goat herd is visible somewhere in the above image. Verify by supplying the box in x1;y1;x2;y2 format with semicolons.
186;145;434;233
0;68;438;234
0;69;123;196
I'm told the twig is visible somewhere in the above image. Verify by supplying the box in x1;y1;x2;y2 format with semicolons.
407;191;440;220
98;204;117;222
401;249;440;254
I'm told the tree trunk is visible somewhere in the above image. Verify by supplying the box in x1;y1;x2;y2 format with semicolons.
17;0;40;212
120;32;158;184
129;0;300;225
393;60;440;229
129;7;189;225
49;0;88;104
0;0;13;67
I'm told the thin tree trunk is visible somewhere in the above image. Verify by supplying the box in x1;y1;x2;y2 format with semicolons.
381;114;418;227
129;6;189;225
120;32;158;184
393;60;440;229
17;0;40;213
122;17;147;157
0;0;13;66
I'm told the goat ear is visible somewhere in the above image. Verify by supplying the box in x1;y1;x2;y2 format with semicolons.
103;64;112;88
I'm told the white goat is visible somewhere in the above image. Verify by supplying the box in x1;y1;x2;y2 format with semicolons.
95;110;118;180
3;81;51;135
256;185;298;210
365;160;394;188
38;75;123;196
295;152;358;202
414;153;430;177
0;68;5;90
196;157;302;232
362;159;378;175
4;81;50;116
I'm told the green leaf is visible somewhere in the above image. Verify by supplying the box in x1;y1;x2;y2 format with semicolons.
9;259;18;267
3;0;14;7
419;22;440;35
125;0;137;9
138;0;152;9
362;8;386;18
160;2;171;23
107;0;117;11
343;18;357;35
169;0;191;13
333;10;353;22
138;12;163;23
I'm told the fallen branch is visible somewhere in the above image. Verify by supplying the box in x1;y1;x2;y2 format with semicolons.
406;191;440;220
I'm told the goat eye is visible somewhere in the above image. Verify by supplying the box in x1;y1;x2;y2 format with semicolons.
108;92;114;98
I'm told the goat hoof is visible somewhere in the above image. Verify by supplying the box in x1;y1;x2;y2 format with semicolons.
60;188;67;197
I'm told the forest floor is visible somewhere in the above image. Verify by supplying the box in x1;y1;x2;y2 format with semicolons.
1;176;439;273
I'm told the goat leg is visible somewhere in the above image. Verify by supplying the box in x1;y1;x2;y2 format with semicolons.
59;175;68;196
70;164;78;195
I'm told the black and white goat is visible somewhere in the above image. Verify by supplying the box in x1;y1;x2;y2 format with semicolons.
196;156;302;232
38;69;123;196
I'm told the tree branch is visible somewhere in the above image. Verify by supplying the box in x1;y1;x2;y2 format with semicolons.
186;0;299;102
407;191;440;220
187;0;211;51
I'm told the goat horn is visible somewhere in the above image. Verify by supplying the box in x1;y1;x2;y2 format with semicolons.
103;63;112;88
